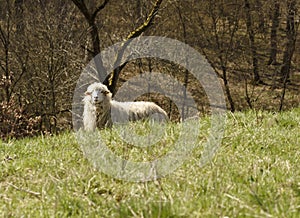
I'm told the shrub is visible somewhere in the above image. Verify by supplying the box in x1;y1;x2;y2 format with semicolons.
0;97;41;140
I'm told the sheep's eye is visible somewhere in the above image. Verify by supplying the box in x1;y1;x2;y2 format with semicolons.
101;90;109;95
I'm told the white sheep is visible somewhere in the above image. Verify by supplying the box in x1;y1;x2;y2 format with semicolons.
83;82;168;131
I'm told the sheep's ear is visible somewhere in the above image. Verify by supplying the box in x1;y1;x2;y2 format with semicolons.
85;91;91;96
101;90;110;95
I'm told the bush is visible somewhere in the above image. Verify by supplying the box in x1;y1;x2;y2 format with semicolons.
0;97;41;140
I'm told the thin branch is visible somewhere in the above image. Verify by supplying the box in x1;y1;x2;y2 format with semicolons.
0;62;6;72
0;26;7;46
80;44;95;55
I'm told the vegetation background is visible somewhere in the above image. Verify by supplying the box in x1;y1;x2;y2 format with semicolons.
0;0;299;139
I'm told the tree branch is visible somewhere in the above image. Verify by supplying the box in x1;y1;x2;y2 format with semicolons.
92;0;110;21
104;0;163;95
71;0;91;22
126;0;162;39
72;0;109;24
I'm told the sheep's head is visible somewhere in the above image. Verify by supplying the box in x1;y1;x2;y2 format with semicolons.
85;83;111;105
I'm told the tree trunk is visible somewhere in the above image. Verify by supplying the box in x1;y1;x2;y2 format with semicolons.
279;0;298;110
244;0;261;84
280;0;297;82
222;65;235;112
72;0;109;81
268;0;280;65
255;0;265;33
176;4;189;120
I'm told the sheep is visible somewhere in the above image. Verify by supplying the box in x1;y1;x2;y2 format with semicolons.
83;82;168;131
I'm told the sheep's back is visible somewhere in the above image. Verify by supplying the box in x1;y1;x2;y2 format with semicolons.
110;100;168;122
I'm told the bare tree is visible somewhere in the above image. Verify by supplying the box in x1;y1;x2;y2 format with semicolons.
280;0;298;82
72;0;109;81
0;0;27;104
175;2;192;120
72;0;163;95
72;0;109;57
196;1;242;112
0;0;43;138
279;0;299;111
103;0;163;95
0;0;12;103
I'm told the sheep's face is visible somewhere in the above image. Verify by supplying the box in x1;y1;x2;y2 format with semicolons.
85;83;111;105
92;89;108;104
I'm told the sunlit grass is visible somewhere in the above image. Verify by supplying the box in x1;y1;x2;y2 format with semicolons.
0;109;299;217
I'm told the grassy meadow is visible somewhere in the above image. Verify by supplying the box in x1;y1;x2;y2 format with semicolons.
0;109;300;217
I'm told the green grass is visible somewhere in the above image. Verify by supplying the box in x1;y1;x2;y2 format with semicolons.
0;109;300;217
